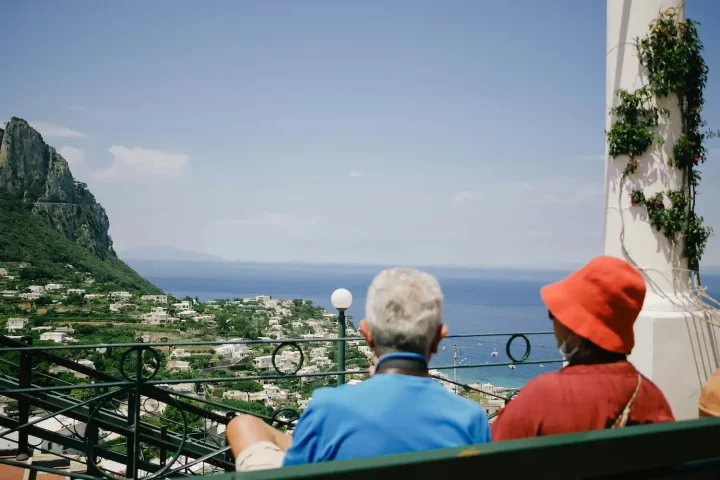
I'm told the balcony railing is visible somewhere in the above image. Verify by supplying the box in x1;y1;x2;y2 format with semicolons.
0;331;562;479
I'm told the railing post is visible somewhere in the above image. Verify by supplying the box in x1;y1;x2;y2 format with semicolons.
16;335;32;461
86;411;100;478
126;348;143;479
224;412;235;468
159;426;167;467
336;311;346;386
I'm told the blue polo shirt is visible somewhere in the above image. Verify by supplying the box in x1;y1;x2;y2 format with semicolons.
283;355;491;465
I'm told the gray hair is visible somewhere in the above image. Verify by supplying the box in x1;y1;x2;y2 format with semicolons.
365;268;443;355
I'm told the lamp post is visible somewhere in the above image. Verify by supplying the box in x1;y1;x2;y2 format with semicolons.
331;288;352;386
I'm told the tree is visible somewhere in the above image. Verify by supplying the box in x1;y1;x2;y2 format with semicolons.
230;380;263;393
66;293;85;306
35;295;52;306
161;400;205;433
220;399;272;418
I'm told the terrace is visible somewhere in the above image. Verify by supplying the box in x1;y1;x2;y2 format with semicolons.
0;327;717;480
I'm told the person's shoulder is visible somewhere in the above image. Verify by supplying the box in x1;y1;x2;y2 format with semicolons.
521;370;564;389
307;379;378;406
505;371;564;401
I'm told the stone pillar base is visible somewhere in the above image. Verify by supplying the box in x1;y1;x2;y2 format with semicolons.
629;294;720;419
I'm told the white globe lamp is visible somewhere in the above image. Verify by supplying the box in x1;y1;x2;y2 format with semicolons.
331;288;352;311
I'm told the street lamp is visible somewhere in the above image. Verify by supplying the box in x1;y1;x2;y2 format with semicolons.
331;288;352;385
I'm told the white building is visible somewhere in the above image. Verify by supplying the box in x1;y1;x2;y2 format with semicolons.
0;268;7;277
167;360;191;372
215;342;253;361
255;295;270;302
7;317;29;331
45;283;63;291
252;355;273;370
301;334;323;340
78;359;95;370
358;345;373;358
223;390;250;401
280;349;301;364
310;347;328;358
143;311;173;325
262;384;287;401
298;365;318;383
171;349;192;359
173;301;193;311
110;303;136;312
40;332;66;343
248;390;268;402
19;292;42;300
51;359;95;379
142;295;168;303
110;291;132;300
84;294;104;301
313;356;332;367
159;383;195;393
29;285;46;294
67;288;86;295
1;290;18;297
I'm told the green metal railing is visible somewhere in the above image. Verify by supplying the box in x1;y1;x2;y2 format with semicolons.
0;331;562;479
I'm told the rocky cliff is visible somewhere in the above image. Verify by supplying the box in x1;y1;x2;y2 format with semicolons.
0;117;113;259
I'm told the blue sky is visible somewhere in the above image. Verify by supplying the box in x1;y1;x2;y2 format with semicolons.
2;1;720;267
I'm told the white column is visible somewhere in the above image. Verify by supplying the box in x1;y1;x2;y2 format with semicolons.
605;0;720;419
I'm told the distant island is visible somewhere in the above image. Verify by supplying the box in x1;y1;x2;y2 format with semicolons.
119;246;225;263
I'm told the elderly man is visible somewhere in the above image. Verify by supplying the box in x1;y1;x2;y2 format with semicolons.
226;267;490;471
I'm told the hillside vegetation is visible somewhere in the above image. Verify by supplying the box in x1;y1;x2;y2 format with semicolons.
0;200;161;293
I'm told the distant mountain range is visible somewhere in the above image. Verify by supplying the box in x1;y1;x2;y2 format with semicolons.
119;246;224;262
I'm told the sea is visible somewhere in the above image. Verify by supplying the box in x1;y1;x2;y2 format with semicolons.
127;260;720;389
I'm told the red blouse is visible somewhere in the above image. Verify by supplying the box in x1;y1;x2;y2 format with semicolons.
491;361;674;441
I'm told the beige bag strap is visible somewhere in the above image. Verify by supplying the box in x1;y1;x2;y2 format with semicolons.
612;373;642;428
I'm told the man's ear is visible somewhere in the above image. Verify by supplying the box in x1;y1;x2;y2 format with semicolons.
359;319;375;350
430;324;448;354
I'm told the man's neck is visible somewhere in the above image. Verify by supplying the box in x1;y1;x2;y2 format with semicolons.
374;352;429;377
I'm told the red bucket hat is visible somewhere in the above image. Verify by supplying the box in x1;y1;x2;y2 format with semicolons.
540;256;646;353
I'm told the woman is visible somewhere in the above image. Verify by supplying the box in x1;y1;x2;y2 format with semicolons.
491;256;674;440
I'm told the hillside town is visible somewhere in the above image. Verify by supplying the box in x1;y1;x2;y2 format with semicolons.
0;261;511;438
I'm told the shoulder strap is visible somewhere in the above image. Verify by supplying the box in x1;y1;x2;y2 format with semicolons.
612;373;642;428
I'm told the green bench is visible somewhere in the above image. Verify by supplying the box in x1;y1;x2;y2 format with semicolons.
202;417;720;479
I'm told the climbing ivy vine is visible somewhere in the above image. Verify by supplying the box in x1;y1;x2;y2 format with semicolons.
607;8;716;272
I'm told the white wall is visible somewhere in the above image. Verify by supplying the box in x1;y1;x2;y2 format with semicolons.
605;0;720;419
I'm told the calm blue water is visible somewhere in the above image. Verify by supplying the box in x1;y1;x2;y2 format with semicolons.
127;260;720;389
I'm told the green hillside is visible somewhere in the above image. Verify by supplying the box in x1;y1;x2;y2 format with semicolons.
0;200;161;294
